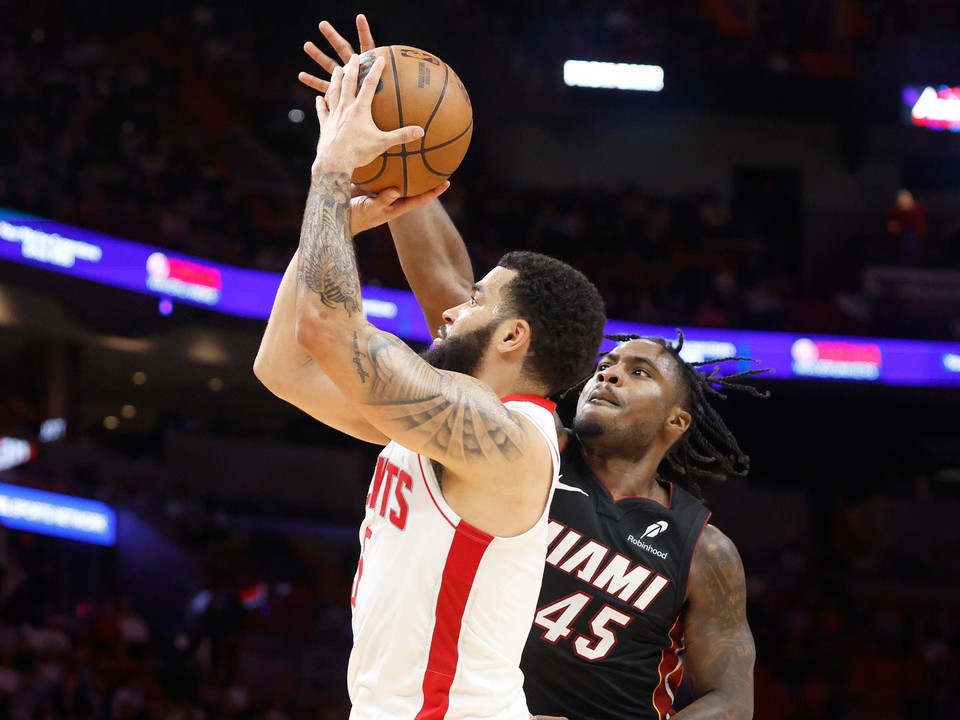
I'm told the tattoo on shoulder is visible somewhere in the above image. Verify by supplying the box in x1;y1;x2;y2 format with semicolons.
358;333;526;461
696;527;748;622
297;172;362;317
686;525;755;705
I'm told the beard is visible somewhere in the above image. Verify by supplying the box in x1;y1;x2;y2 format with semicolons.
420;320;500;376
571;414;606;438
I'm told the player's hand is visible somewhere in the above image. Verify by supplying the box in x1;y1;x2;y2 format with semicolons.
300;14;376;94
351;182;450;235
313;55;423;174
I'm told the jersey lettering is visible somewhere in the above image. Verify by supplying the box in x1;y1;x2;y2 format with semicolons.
547;523;671;610
534;593;590;643
573;605;631;661
558;540;608;580
351;526;373;607
593;553;652;602
367;458;413;530
533;591;634;662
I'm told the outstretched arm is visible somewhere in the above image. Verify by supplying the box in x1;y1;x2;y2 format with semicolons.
675;525;755;719
298;14;475;336
297;57;550;493
255;16;451;434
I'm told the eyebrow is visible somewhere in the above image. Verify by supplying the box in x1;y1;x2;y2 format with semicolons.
600;353;662;377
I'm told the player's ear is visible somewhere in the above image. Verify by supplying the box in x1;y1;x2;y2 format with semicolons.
665;407;691;444
498;318;531;354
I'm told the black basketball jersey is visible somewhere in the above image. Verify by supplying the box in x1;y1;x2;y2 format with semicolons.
522;437;712;720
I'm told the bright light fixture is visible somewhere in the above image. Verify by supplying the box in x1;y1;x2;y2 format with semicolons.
563;60;664;92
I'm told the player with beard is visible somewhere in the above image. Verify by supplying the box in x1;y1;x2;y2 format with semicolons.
297;18;762;720
254;51;605;720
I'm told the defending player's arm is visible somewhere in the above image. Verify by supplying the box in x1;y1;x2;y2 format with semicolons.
296;56;550;488
674;525;755;720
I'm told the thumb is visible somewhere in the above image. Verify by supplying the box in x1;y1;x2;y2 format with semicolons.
379;188;402;204
384;125;424;148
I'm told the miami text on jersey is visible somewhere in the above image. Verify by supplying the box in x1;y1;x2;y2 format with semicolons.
545;520;670;611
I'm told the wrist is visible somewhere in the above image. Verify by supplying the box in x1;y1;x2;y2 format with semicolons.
311;149;353;177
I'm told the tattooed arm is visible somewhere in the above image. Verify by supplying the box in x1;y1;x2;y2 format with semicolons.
674;525;755;720
254;249;389;444
294;56;552;506
296;14;473;336
295;171;547;487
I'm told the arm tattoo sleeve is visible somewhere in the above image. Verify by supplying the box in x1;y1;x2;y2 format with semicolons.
297;172;362;317
359;333;526;462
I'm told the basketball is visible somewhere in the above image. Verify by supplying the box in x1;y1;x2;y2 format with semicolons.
354;45;473;197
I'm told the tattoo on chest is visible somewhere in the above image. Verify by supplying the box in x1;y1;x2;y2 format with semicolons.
297;172;361;317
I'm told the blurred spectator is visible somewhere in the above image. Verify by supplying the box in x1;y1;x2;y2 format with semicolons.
885;188;929;265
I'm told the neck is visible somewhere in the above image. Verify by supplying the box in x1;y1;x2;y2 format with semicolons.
577;440;669;505
476;365;546;401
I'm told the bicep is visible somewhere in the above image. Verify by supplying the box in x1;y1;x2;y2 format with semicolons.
681;526;755;711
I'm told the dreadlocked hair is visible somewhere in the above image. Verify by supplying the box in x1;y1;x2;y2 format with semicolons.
562;329;770;498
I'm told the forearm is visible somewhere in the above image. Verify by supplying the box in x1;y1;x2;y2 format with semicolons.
671;687;753;720
254;250;310;389
389;199;473;333
297;170;363;323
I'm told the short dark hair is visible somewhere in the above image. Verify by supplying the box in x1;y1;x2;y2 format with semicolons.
497;251;606;396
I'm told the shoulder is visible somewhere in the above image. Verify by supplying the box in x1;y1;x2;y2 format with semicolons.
688;524;747;603
692;524;743;569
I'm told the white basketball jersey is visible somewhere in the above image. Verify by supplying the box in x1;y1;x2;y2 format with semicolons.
346;395;560;720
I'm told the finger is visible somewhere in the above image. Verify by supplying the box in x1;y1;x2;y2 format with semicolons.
385;181;449;216
326;65;343;109
381;124;425;149
340;54;361;103
319;20;356;64
315;95;328;123
372;187;403;208
398;181;450;208
298;71;329;94
356;14;375;53
356;55;386;104
304;40;339;75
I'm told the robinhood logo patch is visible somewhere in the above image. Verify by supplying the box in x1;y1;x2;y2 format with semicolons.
640;520;668;539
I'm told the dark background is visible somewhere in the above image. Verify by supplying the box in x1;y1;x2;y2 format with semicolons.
1;1;959;719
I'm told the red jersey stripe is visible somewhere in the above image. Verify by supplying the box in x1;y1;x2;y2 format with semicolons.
500;394;557;412
415;521;494;720
652;615;685;719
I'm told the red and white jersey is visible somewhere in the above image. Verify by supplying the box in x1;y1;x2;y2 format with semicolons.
347;395;560;720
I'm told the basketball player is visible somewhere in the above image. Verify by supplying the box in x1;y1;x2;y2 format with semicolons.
299;16;759;719
254;52;606;719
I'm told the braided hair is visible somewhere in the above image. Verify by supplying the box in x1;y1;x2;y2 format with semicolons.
562;329;770;497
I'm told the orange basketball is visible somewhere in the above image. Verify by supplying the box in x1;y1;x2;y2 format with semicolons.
354;45;473;197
